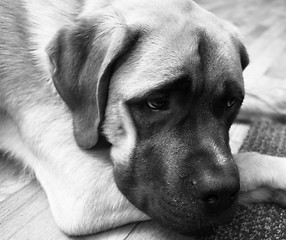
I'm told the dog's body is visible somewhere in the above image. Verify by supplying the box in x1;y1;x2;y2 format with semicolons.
1;0;286;236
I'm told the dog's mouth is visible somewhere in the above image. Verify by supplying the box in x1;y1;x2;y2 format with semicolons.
112;121;240;236
132;186;237;236
147;195;237;236
114;165;239;236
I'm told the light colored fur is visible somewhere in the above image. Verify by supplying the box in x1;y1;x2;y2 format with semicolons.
0;0;151;234
0;103;148;235
236;152;286;206
23;0;82;77
234;77;286;205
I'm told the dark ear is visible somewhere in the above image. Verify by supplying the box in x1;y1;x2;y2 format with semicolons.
47;17;138;149
239;44;249;70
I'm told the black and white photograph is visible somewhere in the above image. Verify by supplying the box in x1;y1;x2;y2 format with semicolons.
1;0;286;239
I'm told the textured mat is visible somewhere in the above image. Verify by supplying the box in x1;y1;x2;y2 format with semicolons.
201;120;286;240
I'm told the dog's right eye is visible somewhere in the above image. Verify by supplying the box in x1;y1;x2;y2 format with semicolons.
147;97;169;111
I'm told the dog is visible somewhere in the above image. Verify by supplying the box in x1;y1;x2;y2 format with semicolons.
1;0;286;237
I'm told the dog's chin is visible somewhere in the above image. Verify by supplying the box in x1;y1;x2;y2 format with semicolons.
157;208;235;237
114;169;237;236
116;182;236;236
141;197;237;236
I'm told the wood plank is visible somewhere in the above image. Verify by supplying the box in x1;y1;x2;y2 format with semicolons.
6;210;70;240
125;222;194;240
86;224;137;240
0;155;32;203
266;46;286;79
244;37;286;85
0;181;50;240
0;180;135;240
0;180;41;223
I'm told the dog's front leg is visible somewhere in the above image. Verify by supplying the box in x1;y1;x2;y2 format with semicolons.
13;104;149;235
234;152;286;207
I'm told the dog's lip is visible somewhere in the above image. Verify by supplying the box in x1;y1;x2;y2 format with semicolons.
118;181;237;235
154;209;235;236
145;195;237;236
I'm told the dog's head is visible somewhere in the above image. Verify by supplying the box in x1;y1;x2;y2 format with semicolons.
47;0;249;235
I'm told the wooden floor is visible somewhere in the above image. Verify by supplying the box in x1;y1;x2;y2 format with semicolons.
1;0;286;239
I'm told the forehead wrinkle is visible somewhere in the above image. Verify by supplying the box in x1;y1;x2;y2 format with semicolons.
120;63;184;100
110;35;188;100
127;73;189;102
109;0;243;102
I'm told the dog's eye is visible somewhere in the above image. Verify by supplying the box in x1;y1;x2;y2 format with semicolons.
226;97;243;109
227;98;236;108
147;97;169;111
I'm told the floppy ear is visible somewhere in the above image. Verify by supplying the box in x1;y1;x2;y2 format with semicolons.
239;44;249;70
47;16;138;149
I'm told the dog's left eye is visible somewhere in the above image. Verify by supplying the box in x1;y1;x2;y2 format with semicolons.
147;97;169;111
226;98;236;108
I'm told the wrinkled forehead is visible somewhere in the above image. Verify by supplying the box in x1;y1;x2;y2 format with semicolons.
111;1;244;100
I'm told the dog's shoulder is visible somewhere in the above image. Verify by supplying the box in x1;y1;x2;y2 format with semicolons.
0;0;85;108
0;1;34;108
22;0;82;74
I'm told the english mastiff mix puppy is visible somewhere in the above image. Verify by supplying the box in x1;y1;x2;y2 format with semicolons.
1;0;286;236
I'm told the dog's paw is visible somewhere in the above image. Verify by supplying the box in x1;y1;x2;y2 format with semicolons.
235;152;286;191
235;152;286;207
239;187;286;208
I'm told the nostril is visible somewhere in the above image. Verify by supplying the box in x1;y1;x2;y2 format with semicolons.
199;187;239;212
191;175;240;213
204;194;219;205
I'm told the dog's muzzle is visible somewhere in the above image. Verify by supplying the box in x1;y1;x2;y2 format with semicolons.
113;132;240;236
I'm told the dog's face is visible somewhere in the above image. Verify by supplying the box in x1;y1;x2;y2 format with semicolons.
48;0;249;235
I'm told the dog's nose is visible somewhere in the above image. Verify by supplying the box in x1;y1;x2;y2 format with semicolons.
192;174;240;214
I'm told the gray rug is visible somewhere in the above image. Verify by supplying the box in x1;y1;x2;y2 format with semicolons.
201;120;286;240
